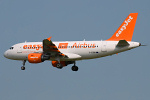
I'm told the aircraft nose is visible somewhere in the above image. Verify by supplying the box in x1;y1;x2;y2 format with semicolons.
4;50;8;58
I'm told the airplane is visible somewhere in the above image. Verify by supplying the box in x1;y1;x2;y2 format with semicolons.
4;13;141;71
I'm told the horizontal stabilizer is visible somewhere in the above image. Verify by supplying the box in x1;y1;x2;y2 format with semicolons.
117;40;129;47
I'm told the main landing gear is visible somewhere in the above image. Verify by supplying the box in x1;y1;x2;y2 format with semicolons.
21;60;26;70
56;61;79;71
20;60;79;71
71;62;78;71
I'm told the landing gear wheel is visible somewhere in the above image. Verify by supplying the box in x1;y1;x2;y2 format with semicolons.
21;60;26;70
72;66;78;71
21;66;25;70
56;63;63;69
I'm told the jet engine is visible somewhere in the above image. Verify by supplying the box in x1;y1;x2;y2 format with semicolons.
28;53;50;63
52;61;74;68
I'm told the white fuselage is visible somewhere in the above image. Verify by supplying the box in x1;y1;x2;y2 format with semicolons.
4;41;140;61
3;13;140;71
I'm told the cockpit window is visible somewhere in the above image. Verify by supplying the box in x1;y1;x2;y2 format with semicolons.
9;47;14;50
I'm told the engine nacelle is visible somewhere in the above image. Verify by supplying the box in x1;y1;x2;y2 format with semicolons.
28;53;50;63
52;61;74;67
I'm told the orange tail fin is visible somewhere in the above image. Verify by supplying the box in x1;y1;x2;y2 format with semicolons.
107;13;138;41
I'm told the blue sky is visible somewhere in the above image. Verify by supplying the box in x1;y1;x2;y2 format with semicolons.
0;0;150;100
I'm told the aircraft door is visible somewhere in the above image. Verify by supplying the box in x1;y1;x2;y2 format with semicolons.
101;41;107;52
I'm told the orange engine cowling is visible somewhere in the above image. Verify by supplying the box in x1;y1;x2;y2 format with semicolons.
28;53;50;63
28;53;43;63
52;61;67;67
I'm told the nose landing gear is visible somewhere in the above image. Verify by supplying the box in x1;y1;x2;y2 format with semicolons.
21;60;26;70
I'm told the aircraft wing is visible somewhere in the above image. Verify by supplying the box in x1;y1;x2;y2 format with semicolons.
43;37;67;57
63;53;81;59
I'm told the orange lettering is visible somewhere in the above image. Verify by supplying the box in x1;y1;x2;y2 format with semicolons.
23;44;43;50
92;44;96;48
23;45;27;49
28;45;32;49
58;43;68;49
36;45;40;50
33;45;36;49
71;42;96;49
72;43;77;48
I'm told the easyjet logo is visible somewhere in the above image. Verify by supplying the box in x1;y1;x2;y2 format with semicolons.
23;44;43;50
58;43;68;49
116;16;133;37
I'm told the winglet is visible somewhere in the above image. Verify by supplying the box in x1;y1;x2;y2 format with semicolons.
107;13;138;41
47;37;52;41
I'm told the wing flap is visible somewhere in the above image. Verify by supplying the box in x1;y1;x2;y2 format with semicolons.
63;53;81;59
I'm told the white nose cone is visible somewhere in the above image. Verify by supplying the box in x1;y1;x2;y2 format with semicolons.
4;50;8;58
